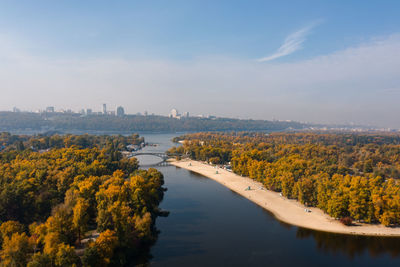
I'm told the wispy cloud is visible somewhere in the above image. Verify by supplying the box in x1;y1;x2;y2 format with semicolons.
257;23;317;62
1;33;400;127
381;87;400;94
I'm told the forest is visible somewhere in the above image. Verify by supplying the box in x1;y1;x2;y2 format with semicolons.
0;133;165;266
170;132;400;226
0;111;313;132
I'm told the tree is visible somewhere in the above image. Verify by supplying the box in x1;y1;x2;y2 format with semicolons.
54;243;80;267
95;230;118;265
296;177;317;206
0;232;32;267
27;252;52;267
16;140;25;151
82;245;101;267
0;220;24;245
43;232;62;257
0;133;164;262
364;159;374;173
280;172;295;199
209;157;220;164
45;205;76;245
348;176;371;222
134;212;153;242
29;222;47;253
73;198;90;243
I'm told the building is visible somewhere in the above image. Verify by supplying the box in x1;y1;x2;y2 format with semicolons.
86;109;92;115
116;106;125;117
46;106;55;113
183;112;189;118
169;108;179;118
102;104;107;115
13;107;20;112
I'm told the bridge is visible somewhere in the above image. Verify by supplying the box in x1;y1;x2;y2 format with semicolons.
128;152;169;167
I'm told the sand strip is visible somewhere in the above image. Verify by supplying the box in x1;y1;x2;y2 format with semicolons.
170;159;400;237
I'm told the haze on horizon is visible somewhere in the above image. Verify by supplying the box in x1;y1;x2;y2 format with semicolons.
1;1;400;128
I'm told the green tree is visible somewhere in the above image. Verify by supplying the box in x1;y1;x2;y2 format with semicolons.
27;252;52;267
82;245;101;267
54;243;80;267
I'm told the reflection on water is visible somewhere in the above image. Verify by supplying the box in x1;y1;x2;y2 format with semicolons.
14;131;400;265
135;155;165;166
137;133;400;266
296;228;400;259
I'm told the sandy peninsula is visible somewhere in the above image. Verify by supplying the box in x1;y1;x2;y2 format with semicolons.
170;159;400;237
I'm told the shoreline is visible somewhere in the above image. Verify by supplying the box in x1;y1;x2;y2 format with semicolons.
170;159;400;237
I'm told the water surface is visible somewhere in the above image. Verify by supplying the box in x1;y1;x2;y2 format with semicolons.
138;133;400;266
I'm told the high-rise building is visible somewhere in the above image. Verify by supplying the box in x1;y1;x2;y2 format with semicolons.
46;106;55;113
102;104;107;115
116;106;125;117
170;108;179;118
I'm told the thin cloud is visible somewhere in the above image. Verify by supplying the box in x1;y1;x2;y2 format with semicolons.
381;87;400;94
257;24;316;62
1;33;400;127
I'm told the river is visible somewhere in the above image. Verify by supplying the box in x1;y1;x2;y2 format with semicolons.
135;133;400;266
126;133;400;266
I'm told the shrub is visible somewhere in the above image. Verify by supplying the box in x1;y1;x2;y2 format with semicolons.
340;217;353;226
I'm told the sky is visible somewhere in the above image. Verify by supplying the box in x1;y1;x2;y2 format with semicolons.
1;0;400;128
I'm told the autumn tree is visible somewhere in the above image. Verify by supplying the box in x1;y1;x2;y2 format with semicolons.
73;198;90;243
0;220;24;245
0;232;32;267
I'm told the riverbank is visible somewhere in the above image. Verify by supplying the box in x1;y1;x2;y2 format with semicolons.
170;159;400;237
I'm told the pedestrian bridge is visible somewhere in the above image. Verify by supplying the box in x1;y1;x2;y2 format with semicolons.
128;152;169;167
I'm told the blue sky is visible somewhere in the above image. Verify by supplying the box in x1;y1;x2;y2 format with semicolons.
1;1;400;127
2;1;399;60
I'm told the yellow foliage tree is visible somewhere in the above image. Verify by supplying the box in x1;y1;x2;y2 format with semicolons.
0;232;32;267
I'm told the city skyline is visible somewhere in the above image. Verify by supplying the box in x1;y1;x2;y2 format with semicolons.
1;1;400;127
5;104;393;130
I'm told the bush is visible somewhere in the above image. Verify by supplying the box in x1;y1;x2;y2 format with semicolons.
340;217;353;226
209;157;220;164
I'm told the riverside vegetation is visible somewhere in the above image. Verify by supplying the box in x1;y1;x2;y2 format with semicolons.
169;132;400;226
0;111;311;132
0;133;165;266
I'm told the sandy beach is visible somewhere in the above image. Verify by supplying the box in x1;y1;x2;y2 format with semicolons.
170;159;400;237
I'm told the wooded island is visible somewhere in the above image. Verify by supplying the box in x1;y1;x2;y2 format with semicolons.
0;133;165;266
170;132;400;226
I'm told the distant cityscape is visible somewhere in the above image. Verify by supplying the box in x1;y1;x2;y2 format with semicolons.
10;104;220;120
12;104;129;117
4;105;398;132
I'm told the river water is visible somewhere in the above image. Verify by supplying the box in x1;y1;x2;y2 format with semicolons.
137;133;400;266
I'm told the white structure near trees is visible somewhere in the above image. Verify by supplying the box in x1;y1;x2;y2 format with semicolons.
169;108;179;118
